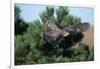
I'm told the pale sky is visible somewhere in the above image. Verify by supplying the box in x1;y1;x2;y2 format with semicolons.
15;4;94;24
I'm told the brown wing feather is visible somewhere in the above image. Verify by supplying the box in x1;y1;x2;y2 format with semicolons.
63;23;90;33
43;31;61;44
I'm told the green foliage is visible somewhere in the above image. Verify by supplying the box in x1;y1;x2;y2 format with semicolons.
88;46;94;61
15;35;30;65
61;15;81;27
15;5;28;35
15;20;49;65
56;6;69;23
15;6;94;65
39;7;54;22
71;43;90;61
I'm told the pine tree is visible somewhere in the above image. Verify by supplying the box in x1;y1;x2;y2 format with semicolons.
15;5;28;35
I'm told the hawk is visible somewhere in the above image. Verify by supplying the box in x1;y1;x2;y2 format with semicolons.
42;16;90;44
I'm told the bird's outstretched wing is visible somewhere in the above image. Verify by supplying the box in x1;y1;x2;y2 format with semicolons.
43;31;61;44
63;23;90;33
43;23;90;44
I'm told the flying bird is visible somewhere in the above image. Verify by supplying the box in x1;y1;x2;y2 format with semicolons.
42;16;90;44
